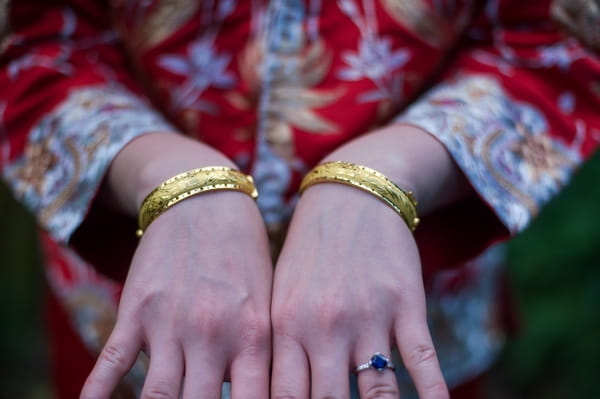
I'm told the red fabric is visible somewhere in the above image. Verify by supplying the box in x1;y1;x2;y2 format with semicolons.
1;0;599;396
449;375;486;399
0;0;148;165
46;290;95;399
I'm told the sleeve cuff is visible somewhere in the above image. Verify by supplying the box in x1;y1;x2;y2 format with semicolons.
3;85;176;242
396;74;583;233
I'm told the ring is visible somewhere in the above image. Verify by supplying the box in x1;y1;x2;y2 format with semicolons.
355;352;396;373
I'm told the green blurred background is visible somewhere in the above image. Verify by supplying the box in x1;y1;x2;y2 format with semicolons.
1;152;599;398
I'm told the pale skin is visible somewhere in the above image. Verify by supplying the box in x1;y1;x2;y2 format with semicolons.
79;123;471;399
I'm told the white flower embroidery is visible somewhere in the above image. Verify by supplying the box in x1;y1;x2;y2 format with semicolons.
558;92;575;114
61;8;77;38
398;75;583;233
336;0;411;103
158;36;236;111
338;37;410;82
7;49;74;79
538;40;585;70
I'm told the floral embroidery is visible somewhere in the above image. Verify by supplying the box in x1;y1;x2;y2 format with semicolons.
121;0;201;50
0;0;8;47
537;40;587;70
338;36;409;101
253;0;343;233
156;1;238;115
508;132;577;185
11;131;59;196
3;87;175;241
425;245;507;389
266;39;343;160
159;35;236;112
558;91;576;114
472;50;516;76
225;36;263;112
398;75;583;232
551;0;600;52
5;6;118;80
3;1;599;396
337;0;410;104
7;49;75;79
379;0;461;48
473;39;587;75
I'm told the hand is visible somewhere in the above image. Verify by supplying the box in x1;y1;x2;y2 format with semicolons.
80;133;273;399
80;192;273;399
271;184;449;398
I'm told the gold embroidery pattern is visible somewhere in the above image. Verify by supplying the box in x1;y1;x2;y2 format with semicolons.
12;133;59;197
4;88;174;241
551;0;600;52
266;39;344;161
0;0;9;51
399;75;583;232
128;0;200;50
40;129;109;225
380;0;458;48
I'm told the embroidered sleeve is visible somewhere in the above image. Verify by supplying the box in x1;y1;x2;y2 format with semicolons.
0;1;176;241
397;4;600;234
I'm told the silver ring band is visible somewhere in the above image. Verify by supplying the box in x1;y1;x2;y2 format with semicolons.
355;352;396;373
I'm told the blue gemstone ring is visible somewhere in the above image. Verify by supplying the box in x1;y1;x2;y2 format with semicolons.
355;352;396;373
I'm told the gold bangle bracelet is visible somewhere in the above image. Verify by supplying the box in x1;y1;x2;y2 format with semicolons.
136;166;258;237
299;161;420;231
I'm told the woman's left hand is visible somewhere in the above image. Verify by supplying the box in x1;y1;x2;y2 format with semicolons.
270;182;449;399
271;124;470;399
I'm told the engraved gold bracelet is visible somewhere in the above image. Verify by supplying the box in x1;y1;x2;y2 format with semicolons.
299;161;419;231
136;167;258;237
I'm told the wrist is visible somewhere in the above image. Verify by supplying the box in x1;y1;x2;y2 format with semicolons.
133;147;237;209
105;132;238;216
136;166;258;237
319;124;470;215
300;161;419;231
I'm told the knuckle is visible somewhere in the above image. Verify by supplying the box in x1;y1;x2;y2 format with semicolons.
407;344;439;368
387;283;408;304
271;306;300;336
238;315;271;356
316;295;352;331
134;285;167;309
363;382;399;399
185;309;224;338
240;314;271;343
99;343;129;372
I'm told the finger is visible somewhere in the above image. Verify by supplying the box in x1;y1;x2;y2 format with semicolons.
308;341;351;399
181;345;225;399
354;334;400;399
271;334;310;399
229;347;271;399
394;313;449;399
80;322;142;399
141;338;185;399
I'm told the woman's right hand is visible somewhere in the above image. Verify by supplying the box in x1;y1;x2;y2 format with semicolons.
79;133;273;399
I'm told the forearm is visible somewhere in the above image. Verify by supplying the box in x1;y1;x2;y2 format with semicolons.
103;132;238;217
320;123;471;215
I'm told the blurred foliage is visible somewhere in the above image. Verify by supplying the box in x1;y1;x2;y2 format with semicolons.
496;149;600;399
0;182;50;398
0;152;599;399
